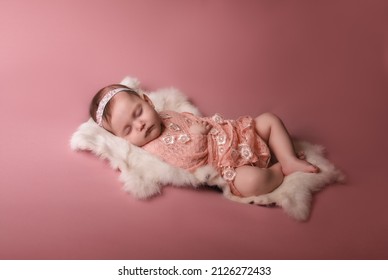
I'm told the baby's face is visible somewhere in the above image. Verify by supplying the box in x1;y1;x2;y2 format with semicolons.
104;92;163;147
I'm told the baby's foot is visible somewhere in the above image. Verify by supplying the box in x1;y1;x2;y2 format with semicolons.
281;157;320;176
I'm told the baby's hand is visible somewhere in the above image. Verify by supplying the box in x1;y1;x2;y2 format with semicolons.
189;120;212;135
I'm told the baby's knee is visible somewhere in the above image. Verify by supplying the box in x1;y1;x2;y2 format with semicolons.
257;112;282;125
234;166;282;197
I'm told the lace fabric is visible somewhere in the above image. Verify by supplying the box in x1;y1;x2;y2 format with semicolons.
142;111;271;194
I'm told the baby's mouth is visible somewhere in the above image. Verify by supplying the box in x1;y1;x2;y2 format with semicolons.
145;125;154;137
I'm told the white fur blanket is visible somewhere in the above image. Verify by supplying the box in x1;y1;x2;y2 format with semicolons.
70;77;345;221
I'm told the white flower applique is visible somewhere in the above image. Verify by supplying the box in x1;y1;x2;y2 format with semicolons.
168;122;181;132
162;135;175;145
212;113;225;124
178;134;190;143
209;127;219;136
222;166;236;181
162;121;191;145
209;115;228;154
216;134;227;145
239;143;253;161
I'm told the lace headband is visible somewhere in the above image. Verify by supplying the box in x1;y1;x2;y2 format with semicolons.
96;87;131;127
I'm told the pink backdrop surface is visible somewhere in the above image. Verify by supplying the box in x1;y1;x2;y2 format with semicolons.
1;0;387;259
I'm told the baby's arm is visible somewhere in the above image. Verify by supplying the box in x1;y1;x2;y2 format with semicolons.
189;120;212;135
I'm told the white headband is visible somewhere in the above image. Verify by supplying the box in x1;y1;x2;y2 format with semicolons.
96;87;131;127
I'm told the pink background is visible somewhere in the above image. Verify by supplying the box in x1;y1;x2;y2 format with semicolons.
1;0;387;259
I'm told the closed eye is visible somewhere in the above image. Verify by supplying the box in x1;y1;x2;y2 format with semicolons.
123;125;132;136
134;106;142;118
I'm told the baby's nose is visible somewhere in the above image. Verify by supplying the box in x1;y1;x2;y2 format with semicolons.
136;121;145;131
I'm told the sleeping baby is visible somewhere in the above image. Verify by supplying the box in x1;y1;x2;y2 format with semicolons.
89;84;319;198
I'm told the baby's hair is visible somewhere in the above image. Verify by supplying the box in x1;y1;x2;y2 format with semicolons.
89;84;138;125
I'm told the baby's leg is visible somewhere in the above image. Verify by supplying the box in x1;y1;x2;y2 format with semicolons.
233;163;284;197
254;113;319;175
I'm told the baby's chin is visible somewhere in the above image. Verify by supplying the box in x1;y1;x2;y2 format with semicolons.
140;124;162;146
151;125;163;139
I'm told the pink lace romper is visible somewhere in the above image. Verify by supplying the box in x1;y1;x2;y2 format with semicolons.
142;110;271;196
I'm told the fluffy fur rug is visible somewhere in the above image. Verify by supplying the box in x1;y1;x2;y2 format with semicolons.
70;77;345;221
